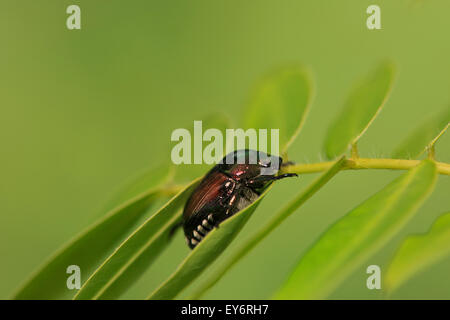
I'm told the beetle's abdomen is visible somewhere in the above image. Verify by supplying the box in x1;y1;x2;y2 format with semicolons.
182;172;260;249
182;170;236;249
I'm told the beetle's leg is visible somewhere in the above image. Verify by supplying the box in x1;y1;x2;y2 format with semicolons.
225;193;238;215
223;183;243;216
272;173;298;180
223;179;236;197
218;180;234;204
219;179;237;210
248;173;298;185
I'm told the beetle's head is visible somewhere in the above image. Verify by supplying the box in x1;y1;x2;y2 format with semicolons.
218;149;286;192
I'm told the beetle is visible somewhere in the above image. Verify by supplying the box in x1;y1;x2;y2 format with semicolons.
181;149;297;249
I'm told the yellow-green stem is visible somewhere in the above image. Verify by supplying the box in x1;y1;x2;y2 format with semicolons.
282;158;450;176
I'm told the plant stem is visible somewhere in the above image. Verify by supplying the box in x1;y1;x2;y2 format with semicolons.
282;158;450;176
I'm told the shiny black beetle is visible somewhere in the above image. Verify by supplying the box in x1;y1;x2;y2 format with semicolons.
182;149;297;249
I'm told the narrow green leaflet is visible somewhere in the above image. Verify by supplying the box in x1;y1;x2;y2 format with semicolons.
276;160;437;300
324;62;396;159
243;67;314;154
385;211;450;294
190;156;347;299
73;178;201;300
13;165;173;300
147;187;272;300
392;108;450;159
105;164;175;211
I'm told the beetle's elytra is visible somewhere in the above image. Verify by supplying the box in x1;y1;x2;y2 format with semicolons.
182;149;297;249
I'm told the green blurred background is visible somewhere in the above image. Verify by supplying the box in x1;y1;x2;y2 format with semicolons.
1;0;449;299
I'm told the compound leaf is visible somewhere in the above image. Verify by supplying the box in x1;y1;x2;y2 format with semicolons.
276;160;437;299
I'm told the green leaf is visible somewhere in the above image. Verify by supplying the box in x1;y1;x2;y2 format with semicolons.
385;211;450;294
147;187;271;300
189;155;347;299
73;178;201;300
324;62;396;159
275;160;437;299
243;66;314;154
106;164;175;210
392;107;450;159
13;165;174;300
